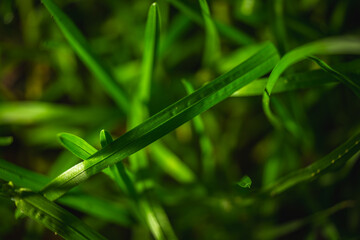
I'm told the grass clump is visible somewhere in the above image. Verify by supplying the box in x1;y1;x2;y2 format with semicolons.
1;0;360;239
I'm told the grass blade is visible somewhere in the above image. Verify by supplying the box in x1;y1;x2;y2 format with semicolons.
198;0;221;66
14;190;107;240
58;133;97;160
263;133;360;196
182;80;214;180
40;43;279;201
308;56;360;97
41;0;129;112
263;36;360;130
0;159;132;225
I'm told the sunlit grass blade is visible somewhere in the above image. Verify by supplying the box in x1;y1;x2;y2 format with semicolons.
0;136;13;146
165;0;254;45
308;56;360;97
0;159;132;225
198;0;221;66
263;133;360;196
182;80;214;180
58;133;97;160
254;200;354;239
41;0;129;112
263;36;360;130
40;43;279;201
14;190;106;240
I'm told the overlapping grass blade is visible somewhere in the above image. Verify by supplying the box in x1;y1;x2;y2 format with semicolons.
41;0;129;112
182;80;214;180
40;43;279;201
198;0;221;66
308;56;360;97
14;190;106;240
0;159;131;225
263;133;360;196
263;36;360;129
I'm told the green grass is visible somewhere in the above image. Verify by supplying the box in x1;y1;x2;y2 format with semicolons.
1;0;360;239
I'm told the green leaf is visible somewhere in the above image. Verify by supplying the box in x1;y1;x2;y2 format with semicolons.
15;190;106;240
57;132;97;160
0;136;13;146
237;175;252;188
308;56;360;97
264;133;360;196
41;0;129;112
263;36;360;130
41;42;279;201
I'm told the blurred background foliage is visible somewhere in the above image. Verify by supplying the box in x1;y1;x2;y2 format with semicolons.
1;0;360;239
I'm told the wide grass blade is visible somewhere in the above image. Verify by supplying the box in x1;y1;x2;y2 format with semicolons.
14;190;106;240
263;36;360;130
263;133;360;196
308;56;360;97
40;43;279;201
198;0;221;66
41;0;129;112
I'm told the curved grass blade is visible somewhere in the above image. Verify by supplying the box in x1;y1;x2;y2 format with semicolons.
263;133;360;196
263;36;360;130
198;0;221;66
14;189;106;240
0;159;132;225
41;0;129;112
308;56;360;97
41;43;279;201
182;80;214;180
0;136;13;146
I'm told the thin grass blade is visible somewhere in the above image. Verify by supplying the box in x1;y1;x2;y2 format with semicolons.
198;0;221;66
58;133;97;160
40;43;279;201
182;80;214;180
41;0;129;112
308;56;360;97
263;133;360;196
